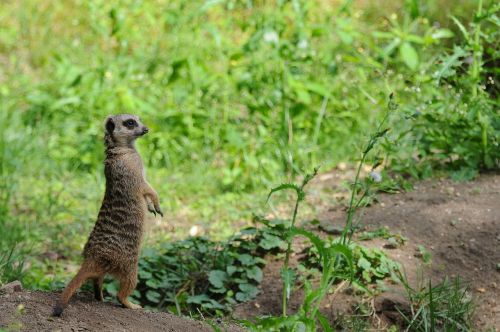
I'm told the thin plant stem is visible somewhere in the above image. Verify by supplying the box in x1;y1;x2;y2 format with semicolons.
282;196;300;317
341;108;392;245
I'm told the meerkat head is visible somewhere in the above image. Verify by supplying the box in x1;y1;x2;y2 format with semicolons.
104;114;149;148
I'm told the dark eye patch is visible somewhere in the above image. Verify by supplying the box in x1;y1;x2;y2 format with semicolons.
123;119;137;128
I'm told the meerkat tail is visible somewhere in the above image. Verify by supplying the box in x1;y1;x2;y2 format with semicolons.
52;262;101;316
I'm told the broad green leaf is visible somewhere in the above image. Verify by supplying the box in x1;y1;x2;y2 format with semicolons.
226;265;237;276
399;42;419;70
187;294;210;304
139;270;152;279
358;257;371;270
145;290;161;303
208;270;227;288
238;254;254;265
259;233;285;250
247;266;263;282
236;283;259;301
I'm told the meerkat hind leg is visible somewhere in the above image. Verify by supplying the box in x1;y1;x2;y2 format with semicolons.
117;273;141;309
93;275;105;301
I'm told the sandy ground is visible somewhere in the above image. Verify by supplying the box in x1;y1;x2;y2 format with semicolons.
0;291;243;332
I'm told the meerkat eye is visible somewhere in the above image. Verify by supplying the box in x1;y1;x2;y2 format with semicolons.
123;119;137;128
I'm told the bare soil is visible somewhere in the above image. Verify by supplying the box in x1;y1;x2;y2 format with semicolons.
234;173;500;330
0;291;242;332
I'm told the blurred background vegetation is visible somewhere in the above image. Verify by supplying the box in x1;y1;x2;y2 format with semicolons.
0;0;498;294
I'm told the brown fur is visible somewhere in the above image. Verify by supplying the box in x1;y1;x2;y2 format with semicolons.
53;114;162;317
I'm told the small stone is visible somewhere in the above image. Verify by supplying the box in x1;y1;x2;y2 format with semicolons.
0;280;22;294
476;287;486;293
318;222;343;235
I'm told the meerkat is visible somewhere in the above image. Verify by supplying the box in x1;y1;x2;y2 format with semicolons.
52;114;162;316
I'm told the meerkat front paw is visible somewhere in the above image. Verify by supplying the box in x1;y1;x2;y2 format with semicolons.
146;200;157;216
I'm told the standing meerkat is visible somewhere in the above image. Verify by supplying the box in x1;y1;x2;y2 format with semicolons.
53;114;162;316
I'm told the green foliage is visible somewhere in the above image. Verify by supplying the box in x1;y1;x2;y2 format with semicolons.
125;220;286;315
266;166;318;317
302;241;400;286
399;277;475;331
390;1;500;179
373;11;454;70
417;245;432;265
358;226;407;244
0;246;26;286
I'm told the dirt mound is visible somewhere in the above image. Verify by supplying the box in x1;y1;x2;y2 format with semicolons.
0;291;242;332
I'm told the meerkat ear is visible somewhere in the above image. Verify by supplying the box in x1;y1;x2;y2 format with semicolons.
105;117;115;134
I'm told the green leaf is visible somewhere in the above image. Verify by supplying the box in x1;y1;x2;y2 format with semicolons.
236;283;259;301
238;254;254;266
317;312;334;332
139;270;152;279
399;42;419;70
145;279;159;289
187;294;210;304
358;257;371;271
247;266;263;282
259;233;285;250
304;81;330;97
146;290;161;303
434;46;468;83
226;265;237;276
450;15;469;40
431;29;454;39
372;31;395;39
208;270;227;288
104;281;118;296
280;267;296;300
267;183;305;202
